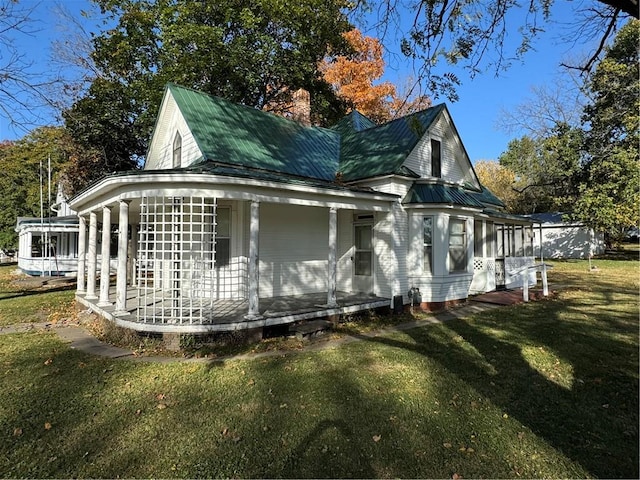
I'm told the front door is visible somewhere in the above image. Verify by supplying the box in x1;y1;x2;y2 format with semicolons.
353;222;373;293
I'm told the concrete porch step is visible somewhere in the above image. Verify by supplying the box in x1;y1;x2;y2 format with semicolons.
290;320;333;340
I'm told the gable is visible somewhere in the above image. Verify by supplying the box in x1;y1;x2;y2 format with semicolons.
402;107;479;188
145;89;203;170
337;105;444;182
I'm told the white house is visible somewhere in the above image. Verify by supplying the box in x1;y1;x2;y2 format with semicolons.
69;84;536;335
15;184;80;276
526;212;605;259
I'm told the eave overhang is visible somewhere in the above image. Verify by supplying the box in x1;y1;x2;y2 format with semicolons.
69;168;399;216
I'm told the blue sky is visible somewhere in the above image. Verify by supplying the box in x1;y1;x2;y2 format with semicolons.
0;0;602;162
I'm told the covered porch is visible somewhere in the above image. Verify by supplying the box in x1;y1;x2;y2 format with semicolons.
70;170;398;334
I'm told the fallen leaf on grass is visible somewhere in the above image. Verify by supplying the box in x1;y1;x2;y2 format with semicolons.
372;434;382;442
452;473;463;480
13;427;22;437
443;442;452;448
517;431;525;440
156;403;167;410
44;422;52;430
44;358;53;366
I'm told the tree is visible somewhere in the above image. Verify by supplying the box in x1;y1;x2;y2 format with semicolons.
320;28;431;122
0;128;71;249
474;160;520;213
498;123;583;214
0;0;62;131
497;75;586;138
357;0;638;100
572;19;639;240
62;0;353;186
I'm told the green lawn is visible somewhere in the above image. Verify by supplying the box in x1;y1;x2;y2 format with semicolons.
0;255;638;478
0;266;76;326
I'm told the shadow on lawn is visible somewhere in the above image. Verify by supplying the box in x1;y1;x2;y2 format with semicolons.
358;288;639;478
0;284;76;302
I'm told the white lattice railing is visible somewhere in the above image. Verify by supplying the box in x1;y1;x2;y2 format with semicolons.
135;196;247;325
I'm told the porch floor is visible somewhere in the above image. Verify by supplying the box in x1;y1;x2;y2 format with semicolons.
76;286;390;333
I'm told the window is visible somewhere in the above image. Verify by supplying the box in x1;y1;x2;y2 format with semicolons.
31;235;43;258
486;222;495;257
215;207;231;267
431;139;441;178
474;220;483;257
354;224;373;276
423;216;433;273
172;132;182;168
449;218;467;272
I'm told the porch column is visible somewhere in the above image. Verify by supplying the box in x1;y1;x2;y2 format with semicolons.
245;200;262;320
85;211;98;300
26;232;32;258
76;216;86;294
326;207;338;308
97;205;112;307
114;200;130;315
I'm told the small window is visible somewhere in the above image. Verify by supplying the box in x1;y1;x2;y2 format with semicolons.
474;220;483;257
431;139;441;178
486;222;495;257
172;132;182;168
354;224;373;276
423;216;433;273
449;218;467;272
215;207;231;267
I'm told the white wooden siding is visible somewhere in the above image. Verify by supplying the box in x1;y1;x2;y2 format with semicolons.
402;111;479;188
373;202;407;301
337;209;353;293
406;210;475;303
145;92;203;170
356;177;412;198
258;203;329;297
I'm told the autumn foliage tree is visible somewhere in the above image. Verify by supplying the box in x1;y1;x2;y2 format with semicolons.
474;160;521;213
321;29;431;123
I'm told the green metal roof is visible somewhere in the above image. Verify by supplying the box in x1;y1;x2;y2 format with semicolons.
403;183;506;209
169;84;448;184
336;105;446;181
181;161;384;194
330;110;378;137
169;84;340;182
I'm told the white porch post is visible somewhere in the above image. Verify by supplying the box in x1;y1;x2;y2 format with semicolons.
114;200;130;315
245;200;262;320
85;211;98;300
97;205;112;306
76;215;86;294
26;232;32;259
326;207;338;307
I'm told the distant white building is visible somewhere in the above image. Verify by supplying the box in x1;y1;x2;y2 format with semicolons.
15;184;80;276
526;212;605;259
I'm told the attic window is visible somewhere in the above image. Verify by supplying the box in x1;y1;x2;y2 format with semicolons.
431;139;441;178
172;132;182;168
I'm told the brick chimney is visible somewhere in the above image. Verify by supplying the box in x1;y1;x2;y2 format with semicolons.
291;88;311;126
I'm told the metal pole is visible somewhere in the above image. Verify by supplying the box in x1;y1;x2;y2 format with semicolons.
40;158;44;276
47;155;52;275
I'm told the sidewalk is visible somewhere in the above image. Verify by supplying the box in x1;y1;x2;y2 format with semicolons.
1;287;553;363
